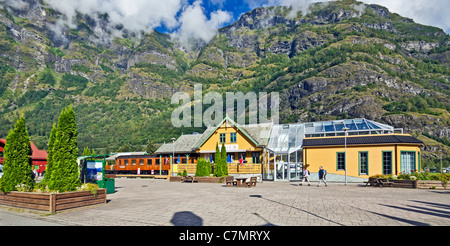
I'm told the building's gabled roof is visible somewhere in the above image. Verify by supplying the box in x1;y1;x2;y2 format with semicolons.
302;134;424;147
155;133;203;154
155;116;273;154
30;141;47;160
194;116;262;148
240;122;273;146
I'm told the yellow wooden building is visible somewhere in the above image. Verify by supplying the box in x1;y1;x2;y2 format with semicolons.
156;117;424;182
194;117;271;164
156;116;272;178
302;134;424;180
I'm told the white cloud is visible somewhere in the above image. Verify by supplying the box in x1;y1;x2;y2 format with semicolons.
172;1;232;48
45;0;182;32
362;0;450;33
244;0;323;15
41;0;232;47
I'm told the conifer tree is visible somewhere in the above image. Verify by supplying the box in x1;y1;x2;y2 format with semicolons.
0;117;34;193
83;146;92;156
214;143;223;177
48;105;81;192
43;122;56;183
220;143;228;176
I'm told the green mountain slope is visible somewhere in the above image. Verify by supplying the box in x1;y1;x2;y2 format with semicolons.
0;0;448;167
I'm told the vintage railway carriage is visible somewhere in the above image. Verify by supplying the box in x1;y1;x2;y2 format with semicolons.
105;155;173;175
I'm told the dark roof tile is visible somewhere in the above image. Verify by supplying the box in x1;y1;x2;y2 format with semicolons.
303;135;423;147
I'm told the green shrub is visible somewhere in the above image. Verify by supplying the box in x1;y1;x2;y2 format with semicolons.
195;158;211;177
78;183;99;196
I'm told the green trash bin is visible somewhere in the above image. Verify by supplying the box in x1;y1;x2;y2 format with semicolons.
104;178;115;194
97;178;115;194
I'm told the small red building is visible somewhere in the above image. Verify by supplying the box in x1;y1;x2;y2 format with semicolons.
0;139;48;173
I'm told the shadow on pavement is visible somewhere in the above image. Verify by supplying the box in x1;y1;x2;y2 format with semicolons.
170;211;203;226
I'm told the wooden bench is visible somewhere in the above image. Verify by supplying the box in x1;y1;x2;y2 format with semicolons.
246;177;257;188
364;177;378;187
225;176;236;187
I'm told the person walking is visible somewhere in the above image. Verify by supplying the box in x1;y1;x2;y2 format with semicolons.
317;166;328;187
301;166;310;186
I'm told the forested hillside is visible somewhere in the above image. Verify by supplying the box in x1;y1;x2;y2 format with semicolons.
0;0;448;168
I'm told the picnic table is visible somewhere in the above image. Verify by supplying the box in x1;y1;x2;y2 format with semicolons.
235;178;247;187
377;178;393;188
364;178;393;188
183;176;197;183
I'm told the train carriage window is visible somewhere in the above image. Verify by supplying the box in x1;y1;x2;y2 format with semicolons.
132;159;136;165
139;159;144;165
124;159;128;166
155;159;160;165
147;158;153;165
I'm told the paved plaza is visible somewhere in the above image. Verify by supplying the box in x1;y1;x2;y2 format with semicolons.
1;178;449;226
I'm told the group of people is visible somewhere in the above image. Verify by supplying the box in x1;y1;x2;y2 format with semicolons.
32;168;44;179
301;166;327;187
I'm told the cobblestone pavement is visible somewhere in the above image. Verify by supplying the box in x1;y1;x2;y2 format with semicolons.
1;178;449;226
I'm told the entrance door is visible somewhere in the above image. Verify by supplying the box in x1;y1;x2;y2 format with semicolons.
275;154;288;180
276;162;287;180
289;163;302;180
289;151;302;181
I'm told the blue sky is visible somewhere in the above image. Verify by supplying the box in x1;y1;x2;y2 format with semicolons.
153;0;252;34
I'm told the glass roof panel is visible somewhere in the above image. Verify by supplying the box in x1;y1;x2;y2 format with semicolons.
324;122;334;132
334;122;345;131
347;120;358;130
366;121;382;129
267;118;396;154
356;121;369;130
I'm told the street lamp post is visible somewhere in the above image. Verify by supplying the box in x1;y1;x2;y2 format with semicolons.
171;137;175;176
342;127;349;185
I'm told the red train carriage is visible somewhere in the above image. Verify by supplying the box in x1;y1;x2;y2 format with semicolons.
105;155;176;175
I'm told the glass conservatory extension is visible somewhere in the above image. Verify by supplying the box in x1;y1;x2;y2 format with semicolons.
262;118;401;181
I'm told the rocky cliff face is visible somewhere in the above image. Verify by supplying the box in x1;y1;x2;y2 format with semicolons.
198;1;449;142
0;0;448;159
